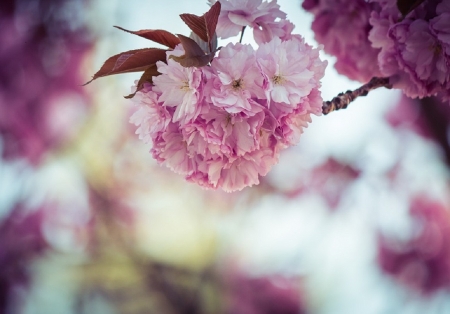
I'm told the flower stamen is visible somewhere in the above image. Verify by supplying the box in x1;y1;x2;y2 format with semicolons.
431;43;442;56
272;75;285;85
232;78;244;91
180;81;190;91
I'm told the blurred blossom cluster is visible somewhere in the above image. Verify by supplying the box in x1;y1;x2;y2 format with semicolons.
0;0;92;163
303;0;450;102
0;0;449;314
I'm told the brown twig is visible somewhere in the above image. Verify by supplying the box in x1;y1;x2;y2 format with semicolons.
322;77;392;115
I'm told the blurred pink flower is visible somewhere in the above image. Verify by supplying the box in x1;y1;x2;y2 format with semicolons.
369;0;450;100
378;196;450;293
224;271;308;314
303;0;382;82
0;0;93;164
0;205;49;312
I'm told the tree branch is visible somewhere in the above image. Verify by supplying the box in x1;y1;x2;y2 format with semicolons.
322;77;392;115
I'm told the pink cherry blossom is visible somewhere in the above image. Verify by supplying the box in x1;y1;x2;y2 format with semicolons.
204;146;277;192
152;46;205;125
210;43;265;114
130;5;327;192
257;36;327;107
210;0;286;39
253;19;295;44
129;85;170;144
151;123;197;176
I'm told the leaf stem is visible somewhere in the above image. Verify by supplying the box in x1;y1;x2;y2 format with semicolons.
239;26;246;44
322;77;392;115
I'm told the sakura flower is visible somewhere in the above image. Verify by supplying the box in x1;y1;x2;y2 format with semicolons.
210;43;265;114
303;0;382;82
276;88;323;145
129;3;327;192
257;36;327;108
129;85;170;144
151;123;197;176
253;19;296;44
368;0;450;100
152;47;205;125
206;147;277;192
210;0;286;40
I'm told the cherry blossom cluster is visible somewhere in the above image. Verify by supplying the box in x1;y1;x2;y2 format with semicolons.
130;0;327;192
303;0;450;101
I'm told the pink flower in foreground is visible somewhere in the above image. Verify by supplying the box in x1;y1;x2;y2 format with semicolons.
153;46;205;125
131;34;326;192
129;85;170;144
151;123;197;176
257;37;327;107
211;0;287;41
253;19;296;45
210;43;265;114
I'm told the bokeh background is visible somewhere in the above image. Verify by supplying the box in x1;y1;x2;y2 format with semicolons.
1;0;450;313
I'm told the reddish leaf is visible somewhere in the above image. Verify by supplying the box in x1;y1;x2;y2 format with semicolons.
190;32;217;54
84;48;167;85
204;1;221;43
170;34;213;67
124;64;160;99
179;1;221;47
114;26;180;49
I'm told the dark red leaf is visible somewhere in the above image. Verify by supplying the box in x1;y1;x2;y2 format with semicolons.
84;48;167;85
124;64;160;99
396;0;425;18
190;32;217;54
179;2;221;46
204;1;221;43
169;34;213;67
180;14;207;42
114;26;180;49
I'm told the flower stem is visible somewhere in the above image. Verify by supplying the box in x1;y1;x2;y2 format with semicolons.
322;77;392;115
239;26;246;43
